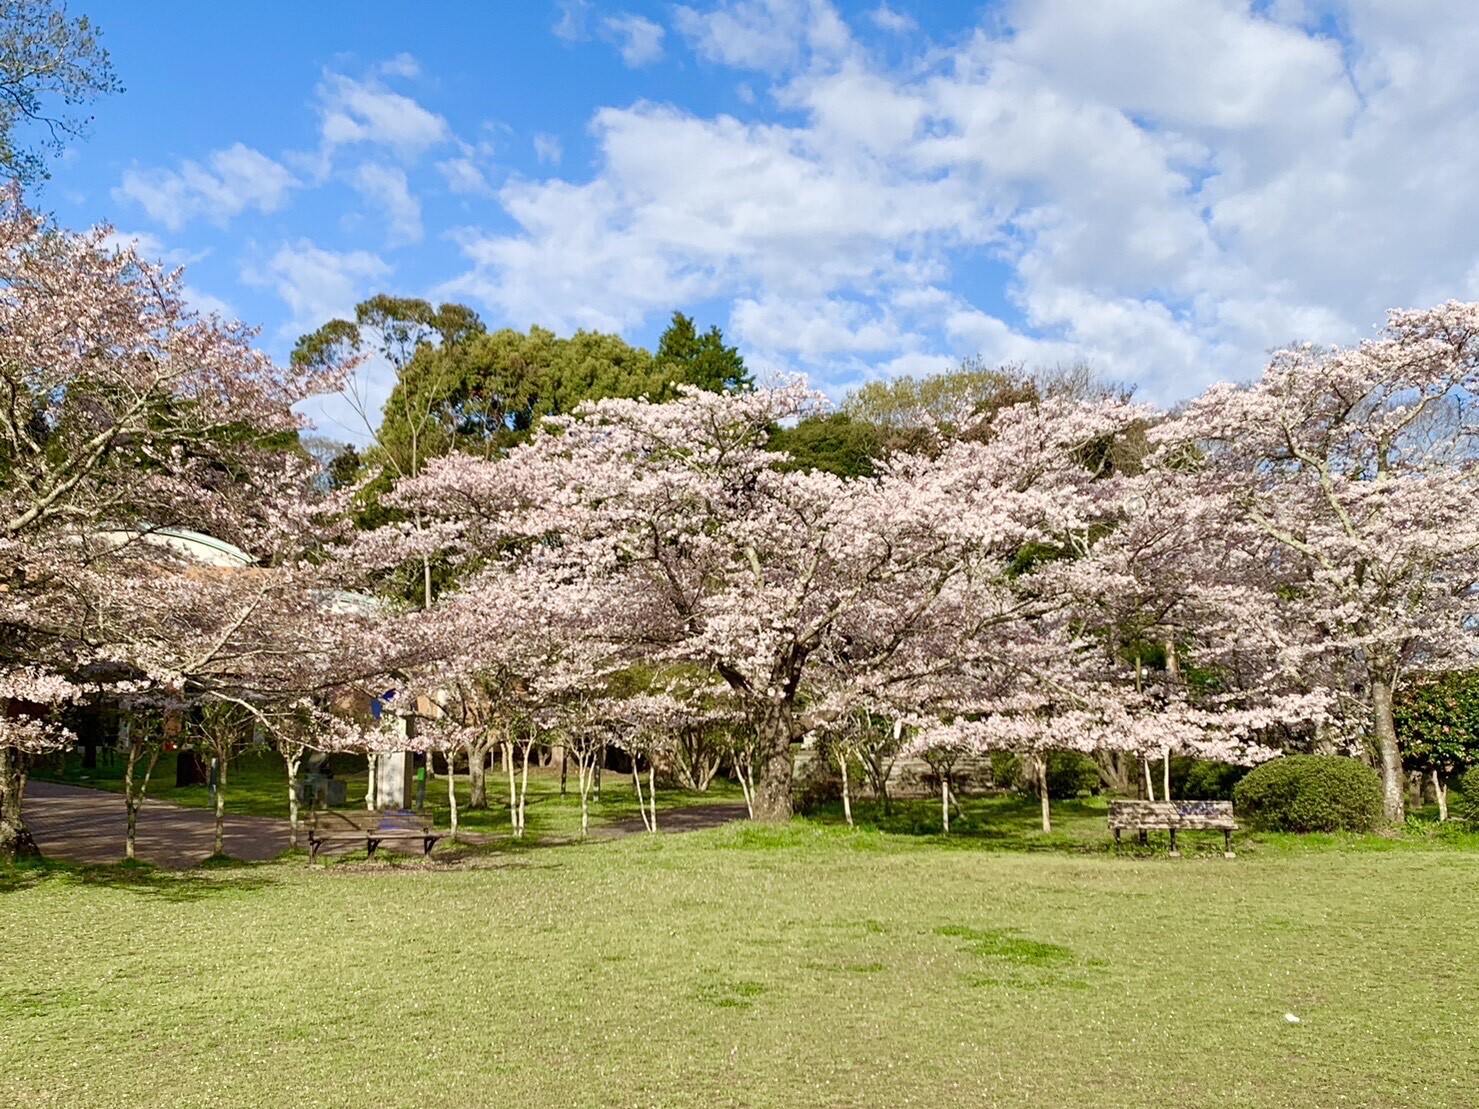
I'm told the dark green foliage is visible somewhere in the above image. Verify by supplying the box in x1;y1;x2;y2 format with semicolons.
1168;757;1248;800
1394;670;1479;779
325;444;361;490
767;413;880;478
992;751;1100;797
1459;766;1479;824
655;311;751;394
376;323;663;465
1233;755;1384;833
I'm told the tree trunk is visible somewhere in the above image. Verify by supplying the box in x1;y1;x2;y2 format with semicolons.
517;742;531;836
467;741;488;809
648;764;656;832
750;699;795;822
0;745;37;863
559;745;568;796
736;748;755;819
1370;676;1405;824
366;753;377;810
1093;750;1131;794
504;740;518;831
213;760;227;857
940;776;951;835
838;748;853;827
283;746;304;850
123;740;160;862
1142;757;1156;802
446;754;459;844
1034;752;1051;834
578;751;593;838
1162;753;1171;802
1433;770;1448;822
632;760;651;832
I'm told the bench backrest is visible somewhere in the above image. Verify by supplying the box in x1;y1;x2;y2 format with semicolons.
310;809;433;835
1108;800;1236;829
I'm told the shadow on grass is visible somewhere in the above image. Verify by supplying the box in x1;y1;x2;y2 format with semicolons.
0;856;274;900
795;792;1479;857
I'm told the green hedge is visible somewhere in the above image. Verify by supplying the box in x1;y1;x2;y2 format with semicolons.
1168;757;1248;800
1233;755;1384;833
1459;766;1479;825
991;751;1101;797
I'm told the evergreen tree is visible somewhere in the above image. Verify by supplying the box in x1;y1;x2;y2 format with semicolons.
656;311;752;394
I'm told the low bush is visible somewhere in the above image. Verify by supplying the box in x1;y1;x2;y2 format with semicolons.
1169;757;1248;800
1459;765;1479;825
992;751;1101;797
1232;755;1384;833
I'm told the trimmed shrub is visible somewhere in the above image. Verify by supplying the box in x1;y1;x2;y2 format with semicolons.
1233;755;1384;833
1168;757;1249;800
992;751;1101;797
1459;765;1479;825
1044;752;1102;797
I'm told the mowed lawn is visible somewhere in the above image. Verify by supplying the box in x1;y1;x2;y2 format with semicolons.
1;814;1476;1108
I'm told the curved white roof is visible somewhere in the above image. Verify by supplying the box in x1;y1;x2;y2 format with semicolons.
99;528;257;568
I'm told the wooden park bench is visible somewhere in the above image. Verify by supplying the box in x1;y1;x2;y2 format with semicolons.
306;808;440;864
1108;800;1237;858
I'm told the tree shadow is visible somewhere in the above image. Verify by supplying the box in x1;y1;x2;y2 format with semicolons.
1;857;275;901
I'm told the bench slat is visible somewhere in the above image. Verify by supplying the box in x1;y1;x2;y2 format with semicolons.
306;808;439;863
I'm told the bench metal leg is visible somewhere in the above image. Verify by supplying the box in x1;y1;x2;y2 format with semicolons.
308;840;319;865
422;837;433;858
366;837;379;859
1224;830;1235;859
1168;828;1179;858
1113;828;1121;853
1138;829;1149;846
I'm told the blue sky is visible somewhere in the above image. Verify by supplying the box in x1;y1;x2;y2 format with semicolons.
41;0;1479;440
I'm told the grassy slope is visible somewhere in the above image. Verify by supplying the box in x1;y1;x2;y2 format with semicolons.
2;808;1476;1107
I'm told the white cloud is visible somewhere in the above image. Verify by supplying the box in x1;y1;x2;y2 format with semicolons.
348;162;423;246
135;3;1479;414
98;228;208;269
314;68;451;161
242;239;391;340
553;0;589;42
601;13;666;67
437;156;493;195
674;0;852;74
376;53;422;79
114;143;298;231
868;4;915;34
533;132;564;165
467;0;1479;405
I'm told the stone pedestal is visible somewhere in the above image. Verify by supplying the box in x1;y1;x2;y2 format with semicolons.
372;750;415;809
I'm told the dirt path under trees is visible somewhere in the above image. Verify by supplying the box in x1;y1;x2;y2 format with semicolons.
22;782;750;869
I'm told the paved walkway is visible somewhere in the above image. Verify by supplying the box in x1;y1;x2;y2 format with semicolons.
22;782;751;869
24;780;292;868
599;802;750;837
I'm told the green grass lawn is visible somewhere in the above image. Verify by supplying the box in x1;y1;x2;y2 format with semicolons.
2;800;1476;1107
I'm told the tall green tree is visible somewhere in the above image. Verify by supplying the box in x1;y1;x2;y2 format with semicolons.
767;413;880;478
656;311;752;394
1394;670;1479;820
377;324;666;462
0;1;120;184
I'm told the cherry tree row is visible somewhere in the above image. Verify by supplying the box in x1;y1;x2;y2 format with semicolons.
358;300;1479;829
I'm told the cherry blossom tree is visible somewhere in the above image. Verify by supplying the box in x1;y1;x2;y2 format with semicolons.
391;382;1148;822
1156;303;1479;823
0;189;352;861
